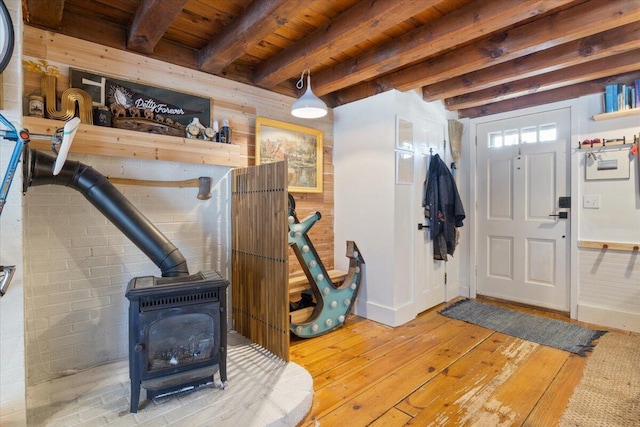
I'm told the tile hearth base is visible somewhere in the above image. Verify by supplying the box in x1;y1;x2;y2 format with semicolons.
26;331;312;426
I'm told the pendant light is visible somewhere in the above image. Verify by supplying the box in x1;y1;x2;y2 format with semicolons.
291;69;327;119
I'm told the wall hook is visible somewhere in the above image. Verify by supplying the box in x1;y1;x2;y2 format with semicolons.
0;265;16;297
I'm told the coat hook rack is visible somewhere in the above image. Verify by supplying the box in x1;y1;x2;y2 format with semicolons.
578;240;640;252
579;136;628;149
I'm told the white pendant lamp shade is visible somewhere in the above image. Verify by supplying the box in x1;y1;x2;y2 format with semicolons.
291;72;327;119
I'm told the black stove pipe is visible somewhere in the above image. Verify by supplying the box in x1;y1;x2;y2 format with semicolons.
25;149;189;278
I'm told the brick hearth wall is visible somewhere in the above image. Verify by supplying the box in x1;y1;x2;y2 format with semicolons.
25;155;231;385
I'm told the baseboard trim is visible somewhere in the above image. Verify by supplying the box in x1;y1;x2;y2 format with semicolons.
577;303;640;333
353;299;415;327
455;285;470;300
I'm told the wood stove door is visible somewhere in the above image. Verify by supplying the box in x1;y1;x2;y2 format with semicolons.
137;302;221;380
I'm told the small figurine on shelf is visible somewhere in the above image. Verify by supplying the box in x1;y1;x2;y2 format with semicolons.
28;93;44;117
220;118;231;143
93;105;112;127
185;117;205;139
212;120;219;142
203;127;216;141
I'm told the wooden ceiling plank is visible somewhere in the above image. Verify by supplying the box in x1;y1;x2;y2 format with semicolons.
333;0;640;107
198;0;314;74
253;0;438;88
127;0;189;55
446;49;640;110
26;0;65;30
312;0;574;96
458;70;640;119
423;21;640;102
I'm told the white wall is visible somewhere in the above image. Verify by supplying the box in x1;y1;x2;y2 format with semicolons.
334;90;461;327
334;91;396;324
573;94;640;332
575;94;639;243
0;0;26;424
23;155;231;385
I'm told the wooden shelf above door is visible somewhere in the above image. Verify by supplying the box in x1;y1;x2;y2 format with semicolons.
592;108;640;121
23;116;244;167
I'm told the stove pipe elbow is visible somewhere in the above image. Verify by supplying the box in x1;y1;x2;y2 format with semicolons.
26;149;189;278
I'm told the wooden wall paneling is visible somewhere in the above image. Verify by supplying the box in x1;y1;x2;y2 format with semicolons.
232;161;289;360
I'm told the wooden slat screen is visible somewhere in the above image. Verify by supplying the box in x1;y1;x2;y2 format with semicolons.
231;161;289;360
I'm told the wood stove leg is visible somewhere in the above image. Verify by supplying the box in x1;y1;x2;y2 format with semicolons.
130;381;141;413
220;346;227;387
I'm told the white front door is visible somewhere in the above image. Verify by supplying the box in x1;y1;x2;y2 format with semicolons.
476;109;570;311
413;118;446;313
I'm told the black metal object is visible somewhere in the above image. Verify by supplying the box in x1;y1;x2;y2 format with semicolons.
126;270;228;413
559;196;571;209
25;149;189;277
0;265;15;296
549;212;568;219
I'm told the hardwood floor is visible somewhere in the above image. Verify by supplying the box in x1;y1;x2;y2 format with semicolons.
289;298;625;426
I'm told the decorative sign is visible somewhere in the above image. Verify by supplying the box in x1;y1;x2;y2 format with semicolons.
69;68;211;129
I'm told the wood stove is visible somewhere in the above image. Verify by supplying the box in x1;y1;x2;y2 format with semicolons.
25;148;230;413
126;270;228;413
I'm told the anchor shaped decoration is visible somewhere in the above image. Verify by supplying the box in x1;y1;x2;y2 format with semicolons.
288;194;365;338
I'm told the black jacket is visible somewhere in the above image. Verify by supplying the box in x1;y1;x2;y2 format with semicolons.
423;154;465;260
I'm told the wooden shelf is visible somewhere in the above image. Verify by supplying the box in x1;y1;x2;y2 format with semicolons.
578;240;640;252
23;117;244;168
592;108;640;121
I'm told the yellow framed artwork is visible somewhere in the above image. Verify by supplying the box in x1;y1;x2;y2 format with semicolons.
255;117;323;193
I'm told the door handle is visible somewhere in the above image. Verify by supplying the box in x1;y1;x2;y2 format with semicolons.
417;223;429;230
549;212;568;219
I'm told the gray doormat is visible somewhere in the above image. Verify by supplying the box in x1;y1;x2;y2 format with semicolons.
439;299;606;356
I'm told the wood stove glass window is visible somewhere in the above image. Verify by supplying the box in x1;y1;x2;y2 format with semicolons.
147;313;215;372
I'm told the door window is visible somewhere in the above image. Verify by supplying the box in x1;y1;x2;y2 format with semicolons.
487;123;558;147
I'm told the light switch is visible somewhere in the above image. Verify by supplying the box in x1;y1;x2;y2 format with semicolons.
583;195;600;209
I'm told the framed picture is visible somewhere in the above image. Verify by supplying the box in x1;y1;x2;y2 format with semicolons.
255;117;323;193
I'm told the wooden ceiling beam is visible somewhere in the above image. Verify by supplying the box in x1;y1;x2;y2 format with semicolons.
25;0;65;30
458;70;640;119
253;0;434;89
127;0;189;55
311;0;574;96
333;0;640;107
446;49;640;110
32;11;200;78
198;0;310;74
423;21;640;102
